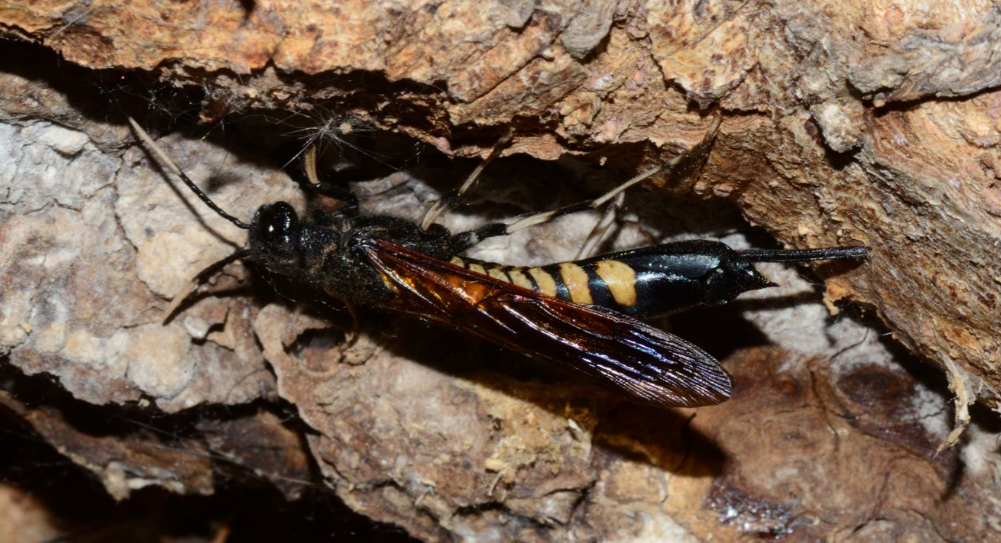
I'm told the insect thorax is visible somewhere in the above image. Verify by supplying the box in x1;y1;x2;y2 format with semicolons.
250;208;457;306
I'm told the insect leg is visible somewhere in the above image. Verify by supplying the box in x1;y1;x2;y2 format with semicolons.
472;113;716;253
450;164;663;252
300;145;360;216
163;249;252;323
575;191;625;260
420;132;513;230
340;300;361;348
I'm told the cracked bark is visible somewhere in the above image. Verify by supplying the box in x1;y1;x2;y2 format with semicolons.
2;1;1001;542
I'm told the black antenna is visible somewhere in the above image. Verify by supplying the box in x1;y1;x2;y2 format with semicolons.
739;245;870;263
128;117;250;229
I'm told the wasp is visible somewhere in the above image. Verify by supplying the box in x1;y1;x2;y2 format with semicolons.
129;118;868;408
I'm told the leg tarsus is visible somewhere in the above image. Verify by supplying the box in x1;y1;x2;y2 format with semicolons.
451;165;663;252
301;144;360;216
575;191;624;259
421;132;513;230
340;301;361;348
163;250;251;323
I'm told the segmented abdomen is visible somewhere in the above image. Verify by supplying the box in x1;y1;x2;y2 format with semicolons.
449;256;640;314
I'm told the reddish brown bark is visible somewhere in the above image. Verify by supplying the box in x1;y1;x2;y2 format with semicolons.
2;1;1000;541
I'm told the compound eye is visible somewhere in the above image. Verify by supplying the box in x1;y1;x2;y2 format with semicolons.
256;202;299;246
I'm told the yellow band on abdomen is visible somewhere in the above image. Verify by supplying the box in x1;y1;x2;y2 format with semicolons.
594;260;637;307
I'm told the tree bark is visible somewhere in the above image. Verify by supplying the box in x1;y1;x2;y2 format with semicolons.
2;0;1000;541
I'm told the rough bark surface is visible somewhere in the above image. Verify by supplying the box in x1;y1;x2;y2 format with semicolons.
1;0;1000;542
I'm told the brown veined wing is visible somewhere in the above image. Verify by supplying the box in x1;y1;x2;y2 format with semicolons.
362;238;732;408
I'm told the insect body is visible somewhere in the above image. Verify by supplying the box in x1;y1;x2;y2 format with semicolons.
130;119;868;408
446;242;869;320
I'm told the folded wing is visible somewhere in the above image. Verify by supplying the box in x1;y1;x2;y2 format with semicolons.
364;238;732;408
